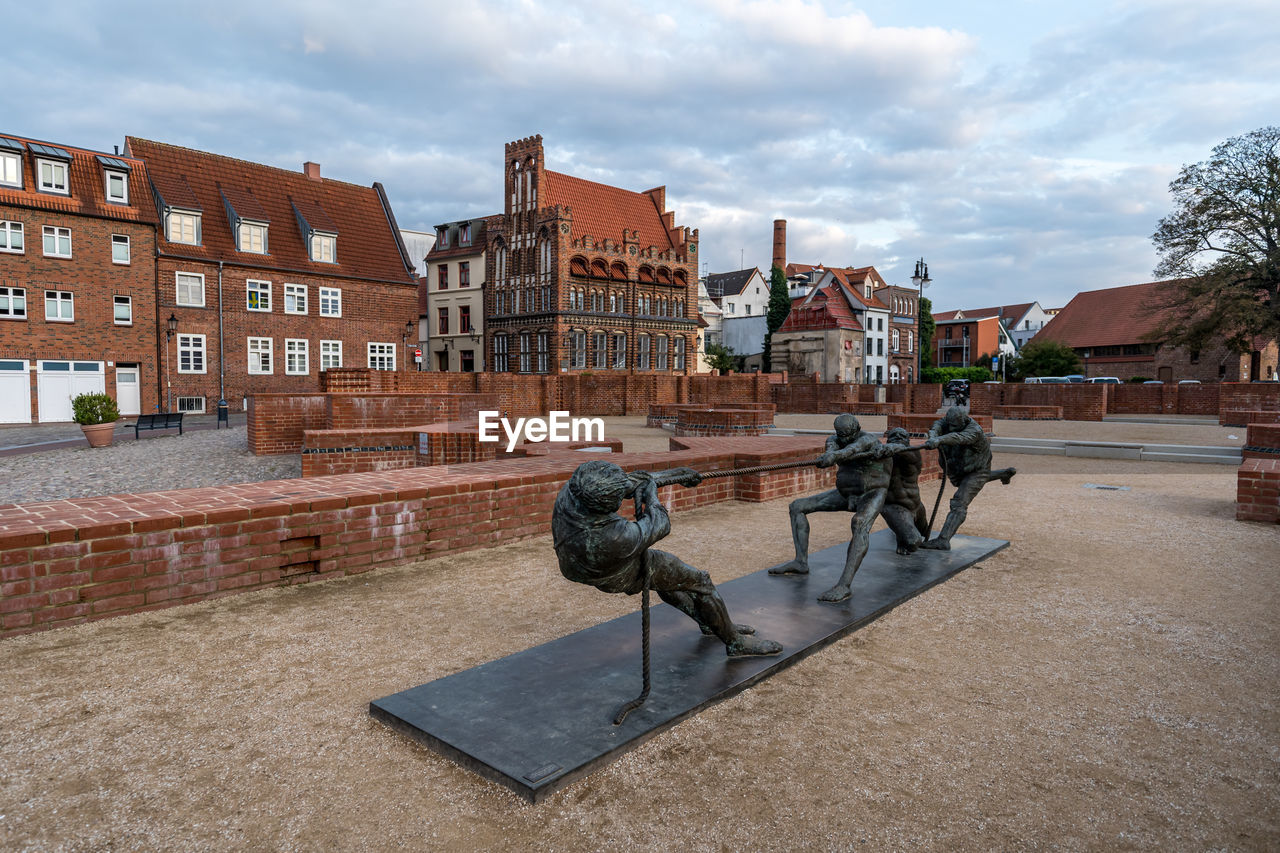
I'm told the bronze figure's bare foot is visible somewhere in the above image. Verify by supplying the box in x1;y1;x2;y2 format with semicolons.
818;584;851;603
896;542;919;555
725;635;783;657
1000;468;1017;485
701;623;755;636
769;560;809;575
921;537;950;551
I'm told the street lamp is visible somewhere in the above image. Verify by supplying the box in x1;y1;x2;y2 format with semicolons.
910;258;932;383
164;313;178;413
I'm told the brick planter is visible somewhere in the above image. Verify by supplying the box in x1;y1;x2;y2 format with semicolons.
993;405;1062;420
673;406;776;437
1242;424;1280;460
1237;458;1280;523
1221;409;1280;427
647;402;774;428
887;413;994;437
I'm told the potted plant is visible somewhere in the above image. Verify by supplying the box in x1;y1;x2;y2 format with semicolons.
71;392;121;447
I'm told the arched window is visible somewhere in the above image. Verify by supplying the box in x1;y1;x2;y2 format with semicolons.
494;240;508;283
570;256;588;277
638;265;655;283
494;334;509;372
674;270;687;286
571;328;587;369
613;332;627;369
674;336;686;371
908;330;914;353
519;331;531;373
656;267;672;284
637;334;651;370
609;292;617;313
536;329;549;373
656;335;669;370
590;259;608;278
593;329;607;369
610;261;628;280
539;235;552;279
892;329;900;351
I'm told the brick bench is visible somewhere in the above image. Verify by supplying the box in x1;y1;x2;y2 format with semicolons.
828;402;904;416
993;405;1062;420
887;413;995;437
1237;458;1280;523
1221;409;1280;427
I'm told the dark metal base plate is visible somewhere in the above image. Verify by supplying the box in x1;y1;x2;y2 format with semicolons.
370;530;1008;803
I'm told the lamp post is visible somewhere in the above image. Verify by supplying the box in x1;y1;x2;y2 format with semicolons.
910;257;932;383
164;313;178;413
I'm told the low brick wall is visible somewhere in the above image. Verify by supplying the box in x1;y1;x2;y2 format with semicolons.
646;401;774;428
994;405;1062;420
1237;458;1280;523
887;413;994;437
829;402;904;415
1221;409;1280;427
247;394;328;455
970;384;1105;421
673;406;776;437
300;428;420;477
1243;424;1280;460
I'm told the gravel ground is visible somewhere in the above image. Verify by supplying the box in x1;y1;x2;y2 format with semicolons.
0;443;1277;850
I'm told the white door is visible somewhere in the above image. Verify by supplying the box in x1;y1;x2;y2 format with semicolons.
37;361;105;422
115;365;141;416
0;360;31;424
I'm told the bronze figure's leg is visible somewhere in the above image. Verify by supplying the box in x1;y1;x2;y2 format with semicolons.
819;487;888;603
922;472;987;550
988;467;1017;485
770;489;849;575
881;504;923;554
648;551;780;656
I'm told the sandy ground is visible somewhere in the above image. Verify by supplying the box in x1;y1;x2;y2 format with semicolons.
1;443;1277;851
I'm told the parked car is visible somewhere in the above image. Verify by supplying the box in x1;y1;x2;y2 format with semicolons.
1142;380;1164;385
1064;374;1085;383
1088;377;1122;384
1178;379;1202;385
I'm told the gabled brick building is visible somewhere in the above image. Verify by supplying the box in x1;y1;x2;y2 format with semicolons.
486;135;699;375
0;133;158;423
125;138;417;413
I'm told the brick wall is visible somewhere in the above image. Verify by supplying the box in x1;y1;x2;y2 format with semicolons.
1223;410;1280;428
1243;424;1280;460
1175;385;1220;415
971;384;1106;421
1220;383;1280;418
993;405;1062;420
246;394;328;455
888;413;994;436
673;406;775;437
300;428;418;477
1236;458;1280;524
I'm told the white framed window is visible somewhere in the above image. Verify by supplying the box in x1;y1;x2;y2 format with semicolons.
176;396;206;413
613;333;626;369
319;286;341;317
113;295;132;325
247;279;271;312
310;233;336;263
536;331;548;373
284;283;307;314
111;234;130;264
0;152;20;188
594;332;607;369
493;334;509;372
320;340;342;371
167;210;200;244
368;342;396;370
105;170;128;204
285;339;309;375
674;336;686;371
656;336;669;370
519;331;531;373
238;221;267;254
0;221;22;253
176;272;205;307
0;286;27;319
637;335;650;370
177;334;206;373
571;329;586;369
247;337;273;374
45;290;73;322
38;159;68;194
42;226;71;258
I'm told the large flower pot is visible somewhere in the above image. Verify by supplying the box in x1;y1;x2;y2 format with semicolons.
80;422;117;448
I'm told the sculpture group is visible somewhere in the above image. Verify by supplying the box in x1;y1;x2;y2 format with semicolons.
551;406;1016;692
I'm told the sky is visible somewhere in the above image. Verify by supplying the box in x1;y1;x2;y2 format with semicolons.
4;0;1278;312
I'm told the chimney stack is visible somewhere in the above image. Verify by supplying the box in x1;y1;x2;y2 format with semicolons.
772;219;787;272
303;161;321;181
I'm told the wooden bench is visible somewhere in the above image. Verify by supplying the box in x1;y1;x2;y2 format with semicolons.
134;412;184;439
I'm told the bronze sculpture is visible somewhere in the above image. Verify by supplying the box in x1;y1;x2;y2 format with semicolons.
552;460;783;657
769;414;896;603
921;406;1016;550
880;426;929;554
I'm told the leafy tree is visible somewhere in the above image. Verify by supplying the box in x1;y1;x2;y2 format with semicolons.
918;296;935;369
1150;126;1280;353
763;265;792;371
1008;339;1082;379
704;341;738;373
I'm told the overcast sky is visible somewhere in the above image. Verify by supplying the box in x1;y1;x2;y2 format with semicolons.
5;0;1277;311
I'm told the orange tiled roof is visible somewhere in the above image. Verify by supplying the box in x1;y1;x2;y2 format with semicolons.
0;132;157;223
1033;281;1177;348
125;137;413;284
777;285;864;333
543;170;675;251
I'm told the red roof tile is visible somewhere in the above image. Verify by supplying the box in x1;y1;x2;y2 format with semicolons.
777;285;864;333
0;132;157;223
125;137;412;284
543;170;674;251
1033;281;1178;348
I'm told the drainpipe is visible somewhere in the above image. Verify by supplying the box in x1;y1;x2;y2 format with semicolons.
217;260;227;412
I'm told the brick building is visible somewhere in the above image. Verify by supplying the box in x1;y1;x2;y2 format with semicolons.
125;138;417;413
930;314;1008;369
1033;280;1278;382
424;216;497;372
0;133;158;423
485;135;699;375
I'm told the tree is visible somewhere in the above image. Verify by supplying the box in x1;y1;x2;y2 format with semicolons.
1150;126;1280;354
1009;339;1082;379
704;342;738;373
918;296;936;369
763;265;792;371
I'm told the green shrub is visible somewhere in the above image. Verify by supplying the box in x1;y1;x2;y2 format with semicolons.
921;366;994;384
71;392;120;425
1129;376;1152;383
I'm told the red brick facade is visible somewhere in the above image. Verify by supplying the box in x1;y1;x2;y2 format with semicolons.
0;135;159;422
485;135;699;377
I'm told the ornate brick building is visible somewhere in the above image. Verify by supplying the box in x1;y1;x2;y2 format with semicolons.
486;135;699;375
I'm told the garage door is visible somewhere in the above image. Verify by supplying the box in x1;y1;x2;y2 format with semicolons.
0;360;31;424
37;361;105;422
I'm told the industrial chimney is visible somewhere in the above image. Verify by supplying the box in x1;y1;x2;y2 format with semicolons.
772;219;787;272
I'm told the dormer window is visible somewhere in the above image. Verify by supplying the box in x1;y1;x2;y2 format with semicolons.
460;223;471;245
166;210;201;245
310;232;336;263
0;138;24;188
437;227;448;248
237;221;267;254
105;171;128;204
38;159;69;194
